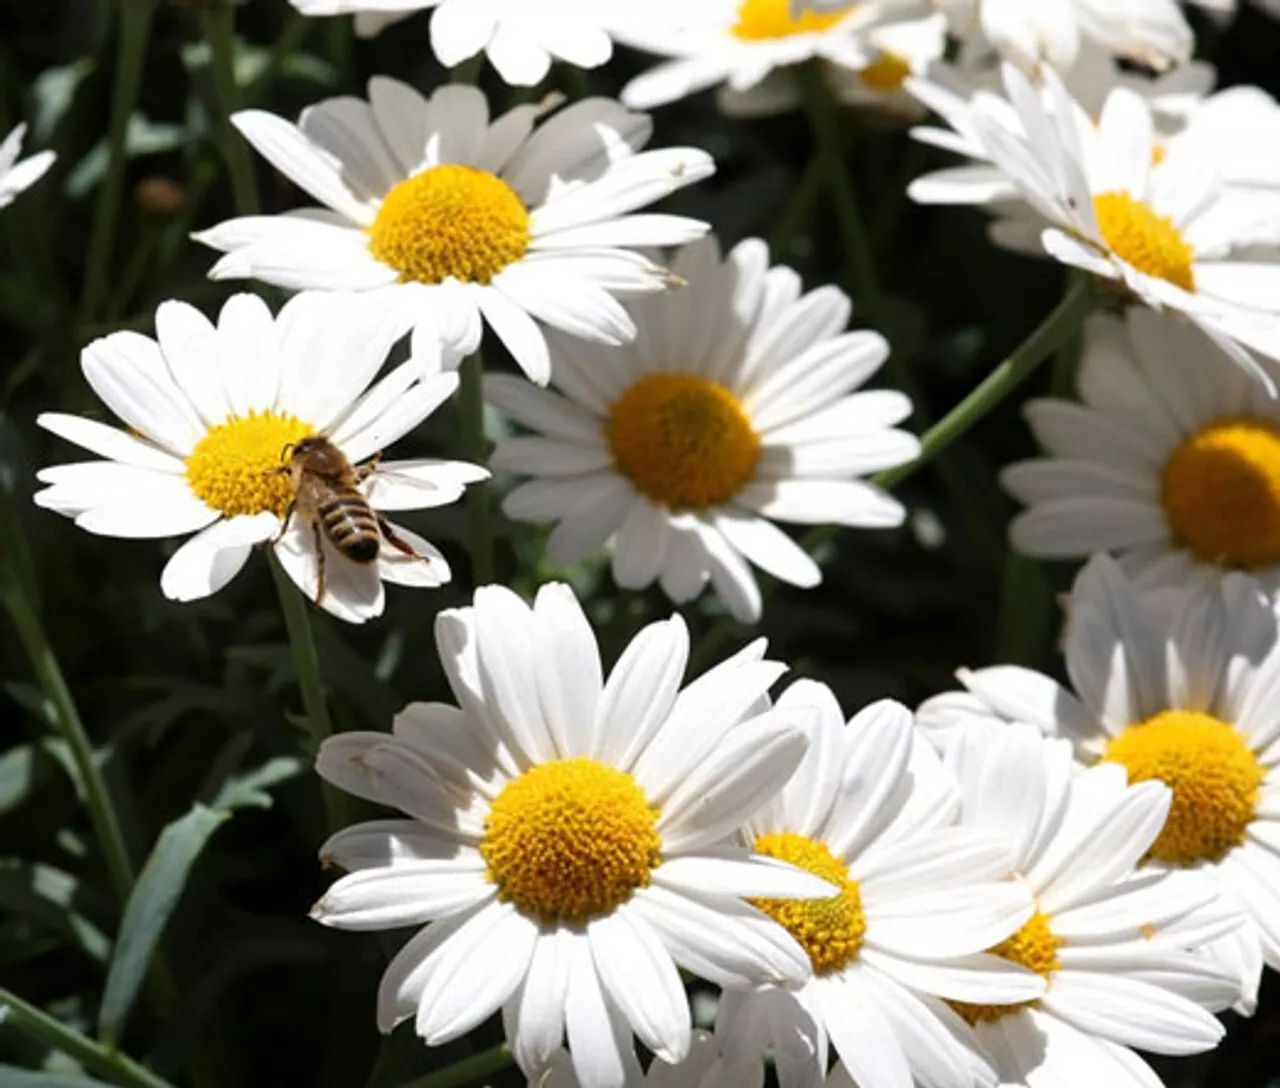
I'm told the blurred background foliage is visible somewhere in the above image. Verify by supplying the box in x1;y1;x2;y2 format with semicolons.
3;1;1280;1085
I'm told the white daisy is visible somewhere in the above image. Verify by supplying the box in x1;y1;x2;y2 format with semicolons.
193;81;714;385
485;235;919;624
0;123;54;210
907;62;1280;390
929;719;1240;1088
616;0;898;111
918;553;1280;1014
34;293;483;624
544;1030;764;1088
312;582;838;1088
285;0;618;85
720;13;949;120
1002;308;1280;592
715;679;1041;1088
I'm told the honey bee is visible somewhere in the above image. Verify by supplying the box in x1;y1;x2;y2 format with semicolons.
270;436;430;604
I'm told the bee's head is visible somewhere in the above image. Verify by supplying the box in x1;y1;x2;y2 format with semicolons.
283;436;323;462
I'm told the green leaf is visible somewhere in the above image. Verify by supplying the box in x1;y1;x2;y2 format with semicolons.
97;756;302;1044
0;1066;116;1088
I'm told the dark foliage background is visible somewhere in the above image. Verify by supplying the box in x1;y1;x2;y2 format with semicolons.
2;2;1280;1085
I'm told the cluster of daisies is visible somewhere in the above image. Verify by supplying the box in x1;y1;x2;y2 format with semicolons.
10;0;1280;1085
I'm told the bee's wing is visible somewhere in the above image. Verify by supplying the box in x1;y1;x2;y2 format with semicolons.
360;462;486;511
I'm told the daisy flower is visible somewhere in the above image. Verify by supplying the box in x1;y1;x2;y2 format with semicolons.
931;719;1239;1088
715;679;1041;1088
616;0;897;111
486;235;919;623
918;553;1280;1013
285;0;618;85
193;81;714;385
0;123;55;209
312;583;838;1087
1003;308;1280;592
720;13;949;120
907;63;1280;390
34;293;483;624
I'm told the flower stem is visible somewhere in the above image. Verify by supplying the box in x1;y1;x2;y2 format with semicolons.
458;353;495;586
268;552;348;830
202;4;260;216
397;1044;513;1088
871;277;1096;492
80;0;158;323
0;496;135;902
0;987;177;1088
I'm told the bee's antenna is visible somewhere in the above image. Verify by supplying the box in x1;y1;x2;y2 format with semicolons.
280;442;295;462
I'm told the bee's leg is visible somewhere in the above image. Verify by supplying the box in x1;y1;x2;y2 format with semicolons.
268;501;296;547
312;521;328;605
377;515;429;562
356;451;383;483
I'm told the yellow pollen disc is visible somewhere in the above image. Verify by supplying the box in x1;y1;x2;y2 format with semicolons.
1161;418;1280;570
732;0;854;39
1104;710;1264;865
184;411;313;519
606;373;761;511
950;912;1062;1025
859;52;912;92
480;757;661;923
367;164;530;285
1092;190;1196;292
750;832;866;974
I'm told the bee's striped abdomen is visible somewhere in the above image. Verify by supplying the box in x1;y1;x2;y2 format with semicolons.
320;487;380;563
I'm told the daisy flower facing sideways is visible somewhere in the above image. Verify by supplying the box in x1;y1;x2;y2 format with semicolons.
930;720;1239;1088
285;0;617;85
194;81;714;384
34;293;484;624
543;1030;765;1088
907;63;1280;389
0;122;55;209
487;236;918;623
615;0;891;111
918;554;1280;1014
312;583;838;1088
1004;309;1280;591
715;679;1041;1088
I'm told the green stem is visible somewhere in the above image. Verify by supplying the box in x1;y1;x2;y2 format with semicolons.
0;500;135;902
268;552;347;831
245;11;309;103
769;153;824;258
870;278;1096;493
459;354;495;586
397;1044;512;1088
0;987;176;1088
798;63;883;322
80;0;158;322
202;5;260;215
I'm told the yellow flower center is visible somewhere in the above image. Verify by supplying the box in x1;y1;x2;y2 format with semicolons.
950;912;1062;1025
750;831;866;974
480;757;661;923
184;411;314;519
732;0;854;39
1161;418;1280;570
1104;710;1264;865
367;164;531;285
1092;191;1196;292
606;373;761;511
859;52;912;92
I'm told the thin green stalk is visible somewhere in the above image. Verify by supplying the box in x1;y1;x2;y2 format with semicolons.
459;353;495;586
245;11;309;103
397;1044;512;1088
268;552;348;831
871;278;1096;493
0;498;135;902
81;0;158;322
0;987;177;1088
202;5;260;215
769;153;825;258
798;63;883;322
